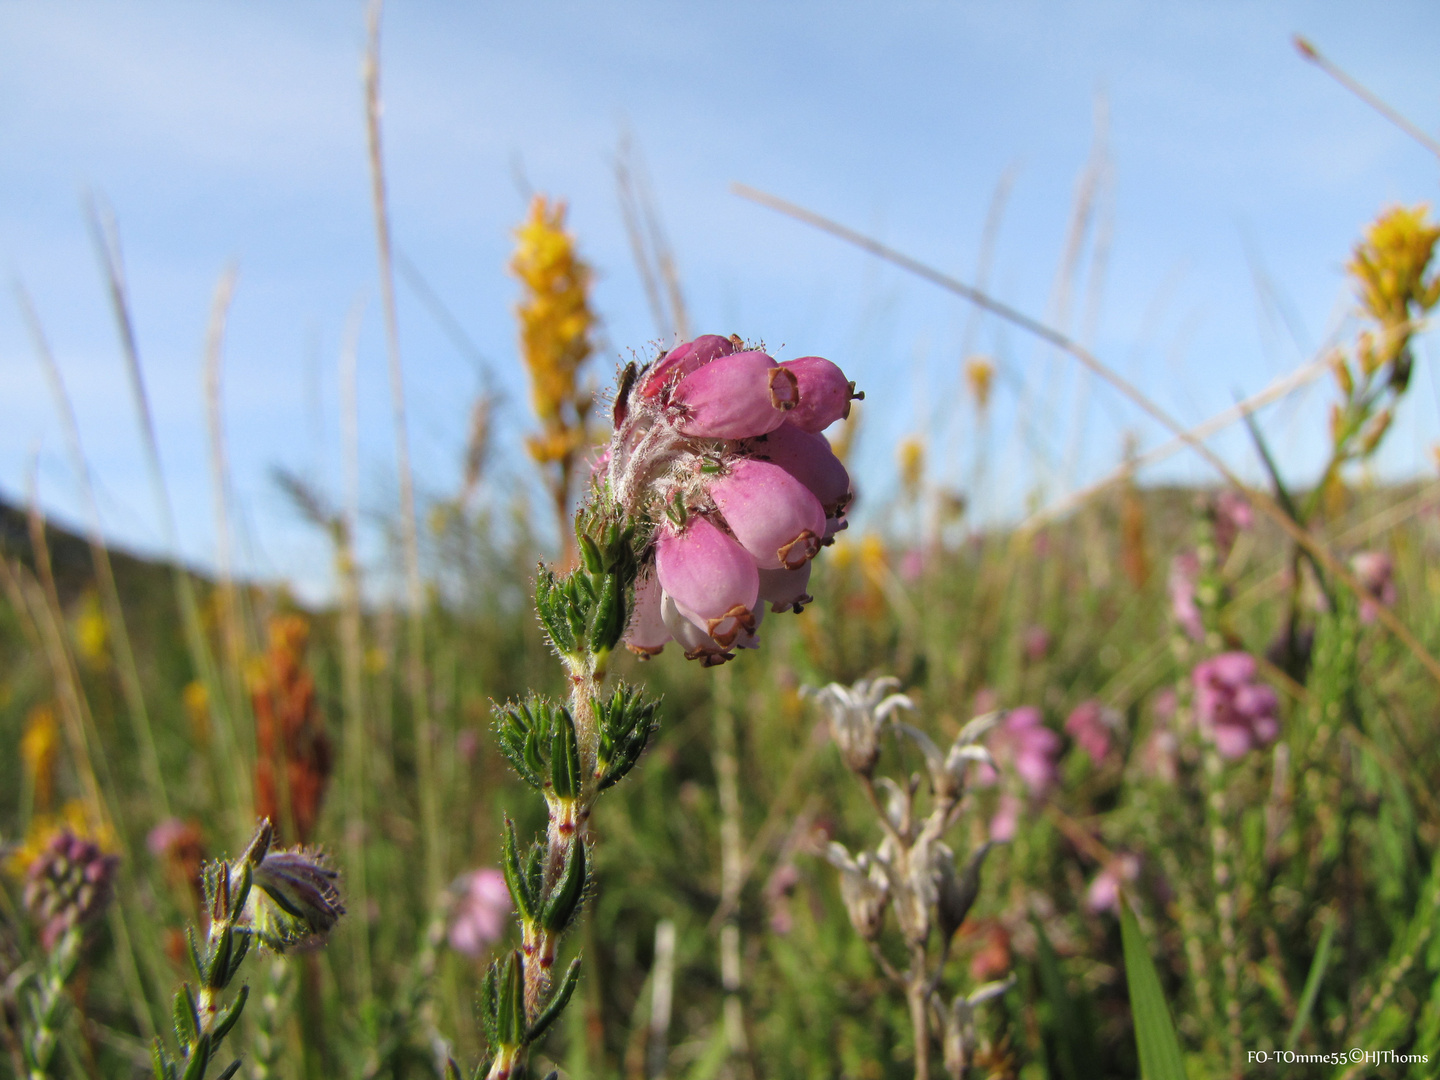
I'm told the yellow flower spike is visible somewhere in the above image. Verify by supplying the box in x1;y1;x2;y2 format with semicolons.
898;436;925;497
183;680;211;746
21;703;59;811
74;590;109;669
965;356;995;412
510;194;596;462
1347;204;1440;327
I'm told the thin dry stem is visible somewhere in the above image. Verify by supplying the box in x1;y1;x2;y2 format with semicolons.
365;0;442;901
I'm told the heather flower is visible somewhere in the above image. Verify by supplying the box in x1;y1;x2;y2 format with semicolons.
779;356;862;432
610;334;859;665
1022;626;1051;663
1168;551;1204;642
987;708;1062;797
1212;490;1252;560
1086;853;1141;914
449;868;513;958
988;793;1021;843
1064;700;1121;765
654;515;759;650
245;845;345;949
671;350;798;438
23;831;119;950
707;458;825;569
1351;550;1396;624
1192;652;1280;759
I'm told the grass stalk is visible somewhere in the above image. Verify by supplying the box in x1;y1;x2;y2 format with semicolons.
364;0;443;903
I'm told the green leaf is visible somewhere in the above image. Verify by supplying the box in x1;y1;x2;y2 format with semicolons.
211;984;249;1044
497;951;526;1047
1033;918;1101;1080
541;839;588;932
1285;913;1336;1052
501;817;535;924
1119;897;1188;1080
173;985;199;1047
550;708;581;799
526;957;582;1046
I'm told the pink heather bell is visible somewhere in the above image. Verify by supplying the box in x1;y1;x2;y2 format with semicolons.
748;423;852;518
625;570;671;658
707;459;826;570
655;515;759;648
779;356;862;433
758;563;812;613
640;334;736;399
671;351;799;439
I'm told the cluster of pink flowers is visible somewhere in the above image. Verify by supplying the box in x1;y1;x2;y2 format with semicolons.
1086;852;1141;915
1192;652;1280;759
974;707;1063;840
24;830;119;950
1211;490;1252;560
1064;699;1121;765
610;335;859;666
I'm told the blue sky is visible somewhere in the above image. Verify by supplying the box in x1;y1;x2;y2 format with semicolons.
1;2;1437;597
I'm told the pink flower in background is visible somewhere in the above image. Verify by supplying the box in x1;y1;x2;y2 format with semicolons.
1351;550;1396;624
989;792;1021;842
1065;700;1121;764
1168;551;1204;641
988;707;1062;796
1192;652;1280;759
448;868;512;958
1086;853;1141;914
1213;490;1252;559
1023;626;1051;662
611;335;859;666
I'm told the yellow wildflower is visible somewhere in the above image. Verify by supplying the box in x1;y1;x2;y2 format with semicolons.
21;703;59;811
4;800;111;877
1348;204;1440;329
965;356;995;412
183;680;211;745
74;590;109;669
898;437;925;498
511;195;596;467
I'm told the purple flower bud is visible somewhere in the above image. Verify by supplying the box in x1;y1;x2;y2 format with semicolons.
779;356;861;433
623;570;671;658
708;458;826;570
655;516;759;649
640;334;736;400
758;563;812;613
748;422;852;517
1192;651;1280;759
671;351;798;439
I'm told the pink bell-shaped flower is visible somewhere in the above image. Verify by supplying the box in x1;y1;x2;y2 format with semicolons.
655;515;759;647
779;356;860;433
624;570;671;658
671;351;799;439
707;458;826;570
758;563;813;613
640;334;736;400
748;423;852;517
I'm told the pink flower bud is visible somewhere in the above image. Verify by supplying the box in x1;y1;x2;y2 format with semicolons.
748;423;852;516
624;570;671;658
640;334;736;399
671;351;798;439
758;563;813;613
779;356;861;433
708;458;826;570
655;515;759;647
